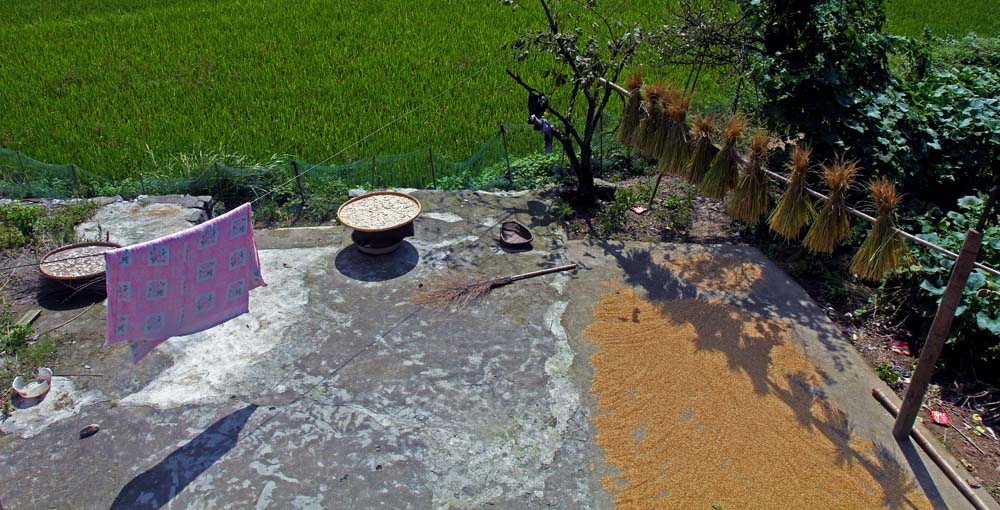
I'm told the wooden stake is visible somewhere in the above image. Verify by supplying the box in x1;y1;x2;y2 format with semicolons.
894;186;998;439
894;227;984;439
873;389;991;510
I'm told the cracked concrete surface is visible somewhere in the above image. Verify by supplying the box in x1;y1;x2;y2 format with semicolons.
0;190;994;509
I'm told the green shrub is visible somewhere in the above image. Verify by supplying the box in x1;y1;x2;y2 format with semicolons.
902;194;1000;374
875;362;900;385
0;201;97;249
926;32;1000;72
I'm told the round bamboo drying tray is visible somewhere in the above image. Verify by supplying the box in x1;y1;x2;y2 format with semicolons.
336;191;422;233
38;241;121;282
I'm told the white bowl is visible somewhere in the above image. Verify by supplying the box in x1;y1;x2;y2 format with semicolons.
12;367;52;399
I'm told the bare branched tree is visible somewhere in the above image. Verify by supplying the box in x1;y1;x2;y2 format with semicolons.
650;0;757;108
503;0;641;204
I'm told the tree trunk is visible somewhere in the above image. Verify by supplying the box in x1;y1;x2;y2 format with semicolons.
576;144;595;204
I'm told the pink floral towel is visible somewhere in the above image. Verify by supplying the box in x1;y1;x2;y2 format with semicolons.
104;203;266;363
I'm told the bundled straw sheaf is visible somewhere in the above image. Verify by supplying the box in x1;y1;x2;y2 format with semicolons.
617;69;644;146
656;88;692;176
768;145;815;240
685;115;718;185
727;132;772;225
803;156;859;254
698;114;746;199
636;85;666;157
850;178;909;281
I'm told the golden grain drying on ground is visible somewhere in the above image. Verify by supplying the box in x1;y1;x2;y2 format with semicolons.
659;253;763;294
583;284;932;510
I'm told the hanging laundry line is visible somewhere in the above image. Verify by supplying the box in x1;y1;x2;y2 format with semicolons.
597;77;1000;279
0;52;506;275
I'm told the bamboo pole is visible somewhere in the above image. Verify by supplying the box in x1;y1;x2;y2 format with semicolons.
597;77;1000;279
873;389;992;510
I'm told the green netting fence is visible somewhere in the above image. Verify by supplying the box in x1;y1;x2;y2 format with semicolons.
1;114;624;209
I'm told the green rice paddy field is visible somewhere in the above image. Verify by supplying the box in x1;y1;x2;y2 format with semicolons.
1;0;997;179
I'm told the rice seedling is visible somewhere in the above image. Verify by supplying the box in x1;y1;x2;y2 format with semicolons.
768;145;815;240
850;178;909;281
685;115;718;185
697;114;745;199
803;155;859;254
636;85;666;157
0;0;957;182
655;87;691;177
727;132;771;225
617;69;644;147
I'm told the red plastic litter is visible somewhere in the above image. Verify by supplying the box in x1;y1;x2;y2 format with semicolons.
890;339;912;356
930;411;950;426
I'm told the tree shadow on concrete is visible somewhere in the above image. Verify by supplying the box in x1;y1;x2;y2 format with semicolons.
580;236;948;509
110;404;258;510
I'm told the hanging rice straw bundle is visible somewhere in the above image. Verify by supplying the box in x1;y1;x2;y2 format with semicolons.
768;145;815;239
656;88;692;176
697;114;746;199
727;132;772;224
685;115;718;185
617;69;643;146
850;179;909;281
635;85;665;156
803;156;859;254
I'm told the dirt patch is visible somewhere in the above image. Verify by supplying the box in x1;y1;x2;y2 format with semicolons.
583;284;933;509
142;205;182;218
560;174;736;244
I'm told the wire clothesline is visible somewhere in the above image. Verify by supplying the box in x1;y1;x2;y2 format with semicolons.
0;52;506;274
597;77;1000;279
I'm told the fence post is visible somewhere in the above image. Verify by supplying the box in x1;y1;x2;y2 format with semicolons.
499;125;513;188
428;148;437;189
289;161;307;203
138;161;148;195
69;164;80;195
15;152;30;196
213;162;222;202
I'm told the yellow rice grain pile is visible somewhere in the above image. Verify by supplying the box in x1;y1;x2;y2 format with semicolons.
659;253;763;294
583;285;933;510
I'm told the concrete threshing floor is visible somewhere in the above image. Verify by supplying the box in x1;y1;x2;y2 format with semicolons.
0;190;994;509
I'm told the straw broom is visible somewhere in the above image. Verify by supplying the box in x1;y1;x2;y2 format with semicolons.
635;85;665;157
617;69;643;146
850;178;910;281
685;115;718;185
727;132;772;225
412;264;577;307
768;145;815;240
803;156;859;254
697;114;746;199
